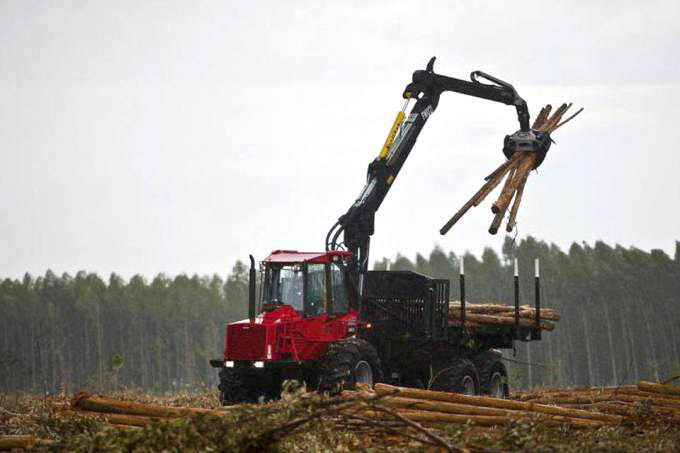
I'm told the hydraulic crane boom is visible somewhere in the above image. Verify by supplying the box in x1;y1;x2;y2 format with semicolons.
325;57;545;292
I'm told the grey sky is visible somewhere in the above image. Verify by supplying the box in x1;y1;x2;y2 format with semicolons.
1;0;679;278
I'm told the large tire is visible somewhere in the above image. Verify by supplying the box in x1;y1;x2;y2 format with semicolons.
219;368;254;405
430;358;480;395
218;367;279;405
318;338;383;394
478;359;509;398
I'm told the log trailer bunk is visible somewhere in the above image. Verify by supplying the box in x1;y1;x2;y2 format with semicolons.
211;57;551;404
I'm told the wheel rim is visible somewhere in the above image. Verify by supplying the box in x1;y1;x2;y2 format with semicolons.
489;372;504;398
354;360;374;387
461;375;476;395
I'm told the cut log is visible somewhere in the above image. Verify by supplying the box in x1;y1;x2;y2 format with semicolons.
447;313;555;331
448;302;561;321
474;153;523;205
506;169;529;232
516;385;637;400
62;409;158;427
638;381;680;397
532;105;552;128
0;435;54;450
530;392;680;409
71;392;228;418
373;384;622;423
439;154;520;234
563;402;680;418
364;409;605;428
491;163;519;215
381;396;516;417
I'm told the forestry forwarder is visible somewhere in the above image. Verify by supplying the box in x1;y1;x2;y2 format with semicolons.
210;57;551;404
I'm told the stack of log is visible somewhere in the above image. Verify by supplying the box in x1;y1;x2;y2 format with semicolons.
448;301;560;332
356;383;623;428
63;387;623;433
440;103;583;235
8;379;669;448
517;381;680;421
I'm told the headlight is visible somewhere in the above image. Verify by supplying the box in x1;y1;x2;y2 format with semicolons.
225;361;234;368
253;361;265;368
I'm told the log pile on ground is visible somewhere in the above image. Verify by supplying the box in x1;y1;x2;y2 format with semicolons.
3;380;679;451
448;301;560;331
440;103;583;235
516;380;680;424
355;383;623;429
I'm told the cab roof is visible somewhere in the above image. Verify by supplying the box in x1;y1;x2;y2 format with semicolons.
263;250;353;265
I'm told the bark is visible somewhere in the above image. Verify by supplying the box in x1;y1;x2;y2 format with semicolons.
0;435;54;450
448;302;560;320
381;396;514;417
447;313;555;331
439;155;519;234
505;169;529;232
491;165;519;215
531;392;680;409
363;409;605;428
638;381;680;397
62;410;157;427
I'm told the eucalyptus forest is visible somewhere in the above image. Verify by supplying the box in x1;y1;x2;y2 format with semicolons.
1;236;679;394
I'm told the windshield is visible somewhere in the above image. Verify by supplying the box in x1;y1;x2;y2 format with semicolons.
268;266;304;312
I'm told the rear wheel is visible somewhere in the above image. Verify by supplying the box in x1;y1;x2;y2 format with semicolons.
431;358;480;395
478;359;509;398
318;338;382;394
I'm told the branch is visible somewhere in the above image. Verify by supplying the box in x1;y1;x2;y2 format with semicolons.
372;404;462;453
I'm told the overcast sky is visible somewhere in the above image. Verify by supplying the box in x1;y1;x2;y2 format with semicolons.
1;0;679;279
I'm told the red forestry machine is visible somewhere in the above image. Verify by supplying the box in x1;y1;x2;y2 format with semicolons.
210;57;551;404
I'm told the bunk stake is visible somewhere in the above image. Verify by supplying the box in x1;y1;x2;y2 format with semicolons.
459;258;465;326
514;258;520;340
533;258;542;340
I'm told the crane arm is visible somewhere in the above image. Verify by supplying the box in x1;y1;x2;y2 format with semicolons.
326;57;544;291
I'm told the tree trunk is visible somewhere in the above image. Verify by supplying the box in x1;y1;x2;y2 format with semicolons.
580;305;594;386
640;302;660;382
601;300;618;385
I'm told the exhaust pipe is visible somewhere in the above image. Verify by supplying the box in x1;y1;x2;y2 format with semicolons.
248;255;256;322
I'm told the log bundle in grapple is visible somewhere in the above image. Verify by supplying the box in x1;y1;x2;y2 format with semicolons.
440;103;583;235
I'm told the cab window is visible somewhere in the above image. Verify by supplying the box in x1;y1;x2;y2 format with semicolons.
306;264;326;317
331;263;349;314
267;265;304;313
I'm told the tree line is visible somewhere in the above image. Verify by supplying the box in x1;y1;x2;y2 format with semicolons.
1;237;679;393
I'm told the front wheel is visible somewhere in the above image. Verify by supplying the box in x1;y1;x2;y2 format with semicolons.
218;367;256;405
318;338;383;394
218;367;280;405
